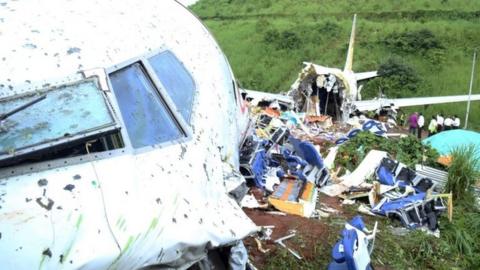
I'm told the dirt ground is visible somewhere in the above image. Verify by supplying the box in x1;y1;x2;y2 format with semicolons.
243;196;343;268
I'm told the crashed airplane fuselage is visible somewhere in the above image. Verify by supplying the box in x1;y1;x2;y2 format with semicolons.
288;15;378;121
287;14;480;122
0;0;255;269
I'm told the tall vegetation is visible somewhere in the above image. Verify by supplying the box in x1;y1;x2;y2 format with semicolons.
363;57;420;98
444;145;480;204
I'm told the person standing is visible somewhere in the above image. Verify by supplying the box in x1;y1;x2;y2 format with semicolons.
444;116;453;131
453;115;461;129
417;113;425;139
436;114;444;132
428;116;437;137
408;112;418;135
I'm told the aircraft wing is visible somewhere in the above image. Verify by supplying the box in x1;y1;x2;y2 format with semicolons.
354;94;480;111
355;71;378;81
243;89;294;107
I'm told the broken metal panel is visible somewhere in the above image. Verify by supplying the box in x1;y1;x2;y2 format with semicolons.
0;79;117;157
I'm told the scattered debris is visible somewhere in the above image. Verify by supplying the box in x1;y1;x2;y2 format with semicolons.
265;211;286;216
274;233;302;260
239;88;455;267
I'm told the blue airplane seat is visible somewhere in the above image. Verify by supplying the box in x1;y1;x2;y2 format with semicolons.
298;141;324;168
362;120;376;131
377;166;395;186
349;215;366;231
335;137;349;145
347;128;362;139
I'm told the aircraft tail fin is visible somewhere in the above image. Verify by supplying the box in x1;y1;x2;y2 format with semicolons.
344;14;357;72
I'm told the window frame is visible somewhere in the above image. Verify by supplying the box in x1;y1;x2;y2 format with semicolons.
105;48;194;153
0;48;198;176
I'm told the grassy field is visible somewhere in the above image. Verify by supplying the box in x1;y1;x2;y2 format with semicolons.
191;0;480;130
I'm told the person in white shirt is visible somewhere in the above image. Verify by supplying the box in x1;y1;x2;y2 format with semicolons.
436;114;444;132
444;116;453;131
453;115;461;129
417;113;425;139
428;116;437;137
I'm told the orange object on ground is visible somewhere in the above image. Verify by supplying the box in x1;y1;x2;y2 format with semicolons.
268;179;317;217
305;115;330;123
437;155;452;167
263;107;280;117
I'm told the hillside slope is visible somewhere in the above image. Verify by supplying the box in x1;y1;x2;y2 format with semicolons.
191;0;480;129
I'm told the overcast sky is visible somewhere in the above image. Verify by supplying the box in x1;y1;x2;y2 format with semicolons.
177;0;198;6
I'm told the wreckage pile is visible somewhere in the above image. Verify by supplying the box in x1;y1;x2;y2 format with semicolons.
238;94;453;264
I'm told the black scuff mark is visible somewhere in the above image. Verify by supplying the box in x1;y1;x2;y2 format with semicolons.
66;47;81;55
42;248;52;258
36;197;54;211
43;188;46;197
63;184;75;192
203;163;210;181
59;254;64;264
73;174;81;180
0;232;2;239
179;145;187;159
155;198;162;204
37;179;48;187
25;198;31;203
56;206;63;210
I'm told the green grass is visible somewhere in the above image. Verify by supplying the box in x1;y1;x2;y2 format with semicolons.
191;0;480;130
445;145;480;205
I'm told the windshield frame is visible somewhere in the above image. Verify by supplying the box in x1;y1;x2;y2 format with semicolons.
104;47;195;154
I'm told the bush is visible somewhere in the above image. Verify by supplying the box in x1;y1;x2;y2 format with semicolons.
383;29;444;54
444;145;480;205
335;132;439;171
263;29;302;50
362;57;420;98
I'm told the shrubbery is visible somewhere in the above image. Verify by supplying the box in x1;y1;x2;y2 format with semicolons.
362;57;420;98
383;29;444;53
444;145;480;204
263;29;302;50
335;132;439;171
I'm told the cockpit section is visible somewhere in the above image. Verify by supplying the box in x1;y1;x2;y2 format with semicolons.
0;79;124;168
0;49;199;170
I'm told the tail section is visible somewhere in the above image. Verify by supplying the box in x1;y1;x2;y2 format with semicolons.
344;14;357;72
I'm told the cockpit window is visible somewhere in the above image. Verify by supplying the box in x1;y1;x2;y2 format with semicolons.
0;79;123;167
109;62;184;148
148;51;195;123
